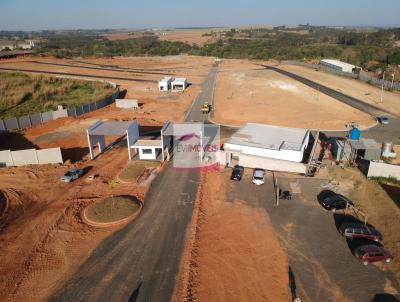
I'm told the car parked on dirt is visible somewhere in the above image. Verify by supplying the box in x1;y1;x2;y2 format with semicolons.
340;223;383;242
377;116;390;125
231;165;244;181
321;194;354;212
354;244;393;265
252;169;265;185
60;168;83;183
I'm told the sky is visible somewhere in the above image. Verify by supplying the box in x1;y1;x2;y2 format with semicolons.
1;0;399;31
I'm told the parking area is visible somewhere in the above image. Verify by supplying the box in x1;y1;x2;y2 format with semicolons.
227;169;400;302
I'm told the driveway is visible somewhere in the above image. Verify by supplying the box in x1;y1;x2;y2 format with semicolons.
227;171;400;302
49;65;220;302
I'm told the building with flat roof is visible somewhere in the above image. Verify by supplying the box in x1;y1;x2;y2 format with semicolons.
171;78;188;91
158;77;173;91
320;59;359;74
223;123;310;173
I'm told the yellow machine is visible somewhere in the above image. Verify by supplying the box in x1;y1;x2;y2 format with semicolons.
201;102;211;114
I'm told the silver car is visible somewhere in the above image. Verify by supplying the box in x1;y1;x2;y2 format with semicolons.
252;169;265;185
60;168;83;183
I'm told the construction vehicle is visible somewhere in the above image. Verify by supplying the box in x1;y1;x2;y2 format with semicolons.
201;102;211;114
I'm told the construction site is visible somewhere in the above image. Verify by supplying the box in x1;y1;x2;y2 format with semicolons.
1;52;400;302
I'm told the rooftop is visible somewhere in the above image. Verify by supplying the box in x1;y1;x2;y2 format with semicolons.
87;121;134;136
173;78;187;82
225;123;309;151
321;59;356;69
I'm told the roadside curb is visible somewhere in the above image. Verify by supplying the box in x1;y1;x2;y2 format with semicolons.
82;198;143;229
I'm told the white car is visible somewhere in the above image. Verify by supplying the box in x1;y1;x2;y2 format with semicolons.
252;169;265;185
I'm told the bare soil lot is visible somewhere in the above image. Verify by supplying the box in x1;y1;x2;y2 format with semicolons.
0;55;214;123
278;63;400;116
0;99;168;301
212;59;375;130
175;170;291;302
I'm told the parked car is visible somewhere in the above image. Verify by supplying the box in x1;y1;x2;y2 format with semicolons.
354;244;393;265
252;169;265;185
231;165;244;181
340;223;383;242
320;194;354;212
377;116;390;125
60;168;83;183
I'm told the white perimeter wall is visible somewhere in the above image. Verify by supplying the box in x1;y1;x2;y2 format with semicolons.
0;148;63;167
116;99;139;109
224;143;305;163
239;154;307;174
368;161;400;180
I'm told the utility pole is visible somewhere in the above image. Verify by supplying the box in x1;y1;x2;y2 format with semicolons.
391;72;395;90
380;72;385;103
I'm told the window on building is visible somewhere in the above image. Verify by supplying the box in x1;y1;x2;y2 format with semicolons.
142;149;153;155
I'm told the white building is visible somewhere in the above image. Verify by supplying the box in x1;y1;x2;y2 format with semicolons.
223;123;310;173
0;40;35;51
158;77;173;91
171;78;188;91
320;59;357;74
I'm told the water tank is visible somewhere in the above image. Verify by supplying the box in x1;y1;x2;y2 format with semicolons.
383;142;393;153
349;128;361;140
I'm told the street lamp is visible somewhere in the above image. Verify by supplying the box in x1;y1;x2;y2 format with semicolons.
380;72;385;103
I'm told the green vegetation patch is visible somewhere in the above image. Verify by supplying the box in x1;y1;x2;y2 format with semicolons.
118;161;160;182
85;195;141;223
0;72;116;119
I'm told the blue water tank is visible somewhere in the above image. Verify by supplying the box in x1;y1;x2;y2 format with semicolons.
349;128;361;140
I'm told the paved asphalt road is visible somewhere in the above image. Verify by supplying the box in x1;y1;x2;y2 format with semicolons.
265;65;400;144
228;172;400;302
49;65;219;302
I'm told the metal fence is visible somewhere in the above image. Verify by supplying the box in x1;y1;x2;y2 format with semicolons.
282;61;400;91
0;90;120;133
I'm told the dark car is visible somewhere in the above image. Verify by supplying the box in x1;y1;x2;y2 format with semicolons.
340;223;383;242
60;168;83;183
321;194;354;212
231;165;244;181
354;244;393;265
377;116;389;125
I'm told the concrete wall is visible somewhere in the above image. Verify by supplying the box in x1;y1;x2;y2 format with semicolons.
0;150;13;167
224;143;305;163
116;99;139;109
367;161;400;180
0;148;63;167
0;89;120;133
52;109;68;119
237;153;307;174
11;149;38;166
36;148;63;164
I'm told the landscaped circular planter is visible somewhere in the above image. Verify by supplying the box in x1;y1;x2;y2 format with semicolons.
83;195;142;228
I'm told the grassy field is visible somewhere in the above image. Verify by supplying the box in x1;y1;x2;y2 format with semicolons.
85;196;141;223
0;72;116;119
118;161;160;182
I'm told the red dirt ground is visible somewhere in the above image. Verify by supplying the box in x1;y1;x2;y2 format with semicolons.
174;171;291;302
